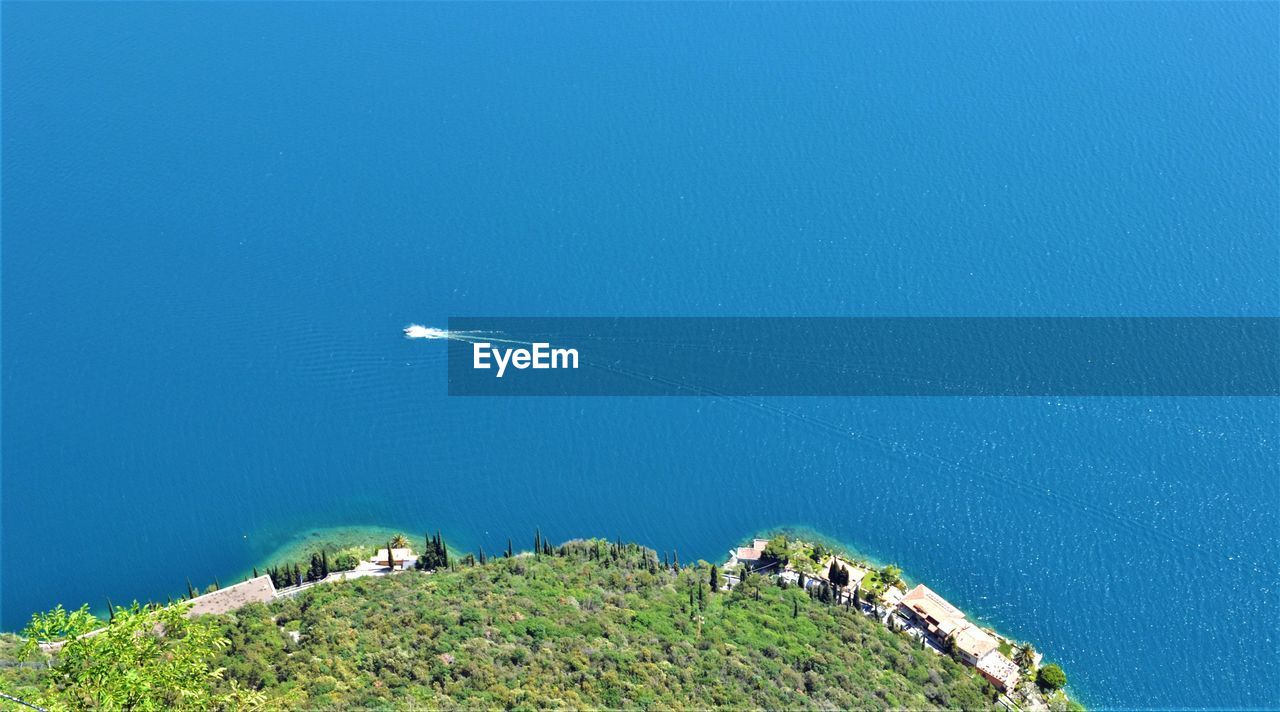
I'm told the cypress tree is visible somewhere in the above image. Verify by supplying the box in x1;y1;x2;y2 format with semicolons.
506;538;513;558
793;598;799;618
253;567;259;579
534;528;541;556
709;565;720;592
213;577;220;591
106;597;115;622
479;546;486;565
186;578;195;599
321;550;329;577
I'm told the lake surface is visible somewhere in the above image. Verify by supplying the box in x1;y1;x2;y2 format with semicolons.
3;3;1277;707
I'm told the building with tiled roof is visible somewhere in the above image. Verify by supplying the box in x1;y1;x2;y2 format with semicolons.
975;650;1021;691
951;622;999;665
372;547;416;570
898;584;966;636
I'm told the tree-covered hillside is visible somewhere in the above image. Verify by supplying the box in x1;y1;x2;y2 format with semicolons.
210;539;997;709
2;538;1000;710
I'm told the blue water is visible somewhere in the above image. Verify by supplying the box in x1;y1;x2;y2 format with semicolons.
3;3;1277;708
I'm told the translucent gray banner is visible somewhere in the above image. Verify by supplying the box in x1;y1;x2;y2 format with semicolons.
442;317;1278;396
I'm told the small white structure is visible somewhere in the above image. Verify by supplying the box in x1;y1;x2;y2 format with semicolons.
371;547;416;570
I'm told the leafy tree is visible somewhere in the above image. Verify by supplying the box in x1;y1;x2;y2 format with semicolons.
1037;663;1067;691
19;602;262;710
417;531;450;570
879;564;903;589
307;553;324;582
828;561;850;589
331;548;361;572
763;536;790;564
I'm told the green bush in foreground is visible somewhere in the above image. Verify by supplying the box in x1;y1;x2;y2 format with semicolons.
9;603;261;711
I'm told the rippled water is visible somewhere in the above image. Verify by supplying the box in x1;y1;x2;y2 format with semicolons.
3;3;1277;707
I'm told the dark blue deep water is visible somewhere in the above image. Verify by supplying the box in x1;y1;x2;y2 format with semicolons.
3;3;1277;708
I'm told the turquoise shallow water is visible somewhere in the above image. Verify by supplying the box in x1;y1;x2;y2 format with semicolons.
3;3;1278;708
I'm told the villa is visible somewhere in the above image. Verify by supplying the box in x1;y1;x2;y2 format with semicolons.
952;623;998;665
372;547;416;570
897;584;1020;690
729;539;772;570
898;583;967;638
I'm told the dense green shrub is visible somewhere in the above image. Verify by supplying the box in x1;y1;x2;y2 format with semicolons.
1038;662;1068;691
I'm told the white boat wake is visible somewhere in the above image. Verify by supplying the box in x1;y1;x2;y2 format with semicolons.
403;324;451;340
403;324;529;345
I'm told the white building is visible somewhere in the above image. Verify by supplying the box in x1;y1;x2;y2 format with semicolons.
371;547;416;570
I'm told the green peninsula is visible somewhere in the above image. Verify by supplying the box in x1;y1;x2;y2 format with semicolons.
2;535;1075;710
